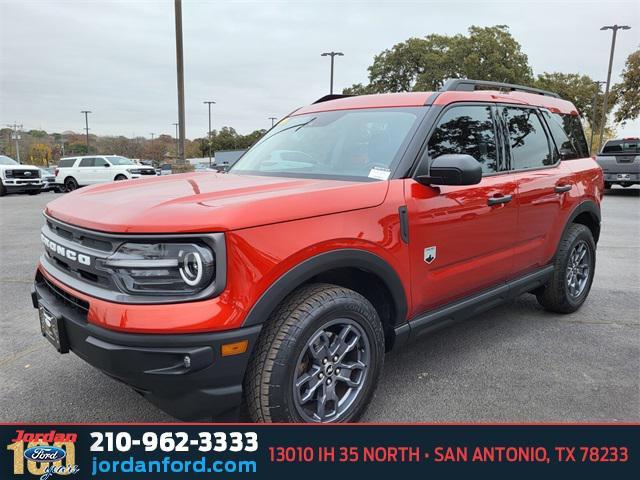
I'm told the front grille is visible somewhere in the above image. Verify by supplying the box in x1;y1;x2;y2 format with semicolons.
140;170;156;175
37;271;89;317
10;170;40;179
46;219;113;252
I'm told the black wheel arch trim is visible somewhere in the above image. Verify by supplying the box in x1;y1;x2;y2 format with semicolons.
560;200;601;247
241;249;408;328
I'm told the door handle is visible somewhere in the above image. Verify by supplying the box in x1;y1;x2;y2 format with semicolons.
554;184;572;193
487;194;512;206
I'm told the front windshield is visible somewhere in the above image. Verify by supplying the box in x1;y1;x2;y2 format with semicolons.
0;155;18;165
231;107;424;181
107;156;135;165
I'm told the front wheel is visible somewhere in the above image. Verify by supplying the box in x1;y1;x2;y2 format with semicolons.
244;283;385;423
536;223;596;313
114;174;128;181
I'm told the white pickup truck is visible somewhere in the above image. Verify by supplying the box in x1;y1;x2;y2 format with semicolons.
0;155;43;196
55;155;157;191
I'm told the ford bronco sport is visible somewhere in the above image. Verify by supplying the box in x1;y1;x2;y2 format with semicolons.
32;79;603;423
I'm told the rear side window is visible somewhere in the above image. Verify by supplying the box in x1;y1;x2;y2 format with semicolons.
541;110;578;160
556;114;589;157
94;157;110;167
78;158;95;167
427;105;498;173
57;158;75;168
503;107;554;170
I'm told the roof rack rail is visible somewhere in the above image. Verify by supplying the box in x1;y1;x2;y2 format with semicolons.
440;79;560;98
313;94;354;104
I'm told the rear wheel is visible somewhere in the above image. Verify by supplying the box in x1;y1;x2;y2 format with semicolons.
64;177;78;192
536;223;596;313
244;283;385;423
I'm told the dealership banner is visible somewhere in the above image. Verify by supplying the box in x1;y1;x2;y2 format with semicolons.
2;424;637;479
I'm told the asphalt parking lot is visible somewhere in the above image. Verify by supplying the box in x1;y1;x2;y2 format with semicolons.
0;188;638;422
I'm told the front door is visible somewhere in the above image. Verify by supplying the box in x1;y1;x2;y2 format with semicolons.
405;103;518;314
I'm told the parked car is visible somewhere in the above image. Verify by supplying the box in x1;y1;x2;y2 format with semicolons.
595;138;639;189
40;167;60;192
159;163;173;175
0;155;42;196
54;155;157;191
33;79;602;423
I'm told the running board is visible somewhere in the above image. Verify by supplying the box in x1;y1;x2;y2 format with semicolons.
394;265;554;347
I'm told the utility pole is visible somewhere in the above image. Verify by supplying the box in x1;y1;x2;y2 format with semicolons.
269;117;277;127
203;101;216;167
174;0;186;165
172;122;179;159
60;133;65;157
81;110;91;153
589;81;606;152
598;24;631;151
7;123;22;163
321;51;344;94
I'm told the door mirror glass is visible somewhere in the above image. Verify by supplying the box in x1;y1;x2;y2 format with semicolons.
416;154;482;186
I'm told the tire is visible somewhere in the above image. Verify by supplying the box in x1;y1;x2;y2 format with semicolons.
64;177;78;192
604;182;612;190
28;190;41;195
536;223;596;314
244;283;385;423
114;174;127;181
0;183;6;197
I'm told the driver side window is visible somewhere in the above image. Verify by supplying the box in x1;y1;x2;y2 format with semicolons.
427;105;498;174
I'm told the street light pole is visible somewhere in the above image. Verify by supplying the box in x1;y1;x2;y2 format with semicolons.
321;51;344;94
174;0;186;165
269;117;277;127
81;110;91;153
589;81;606;152
203;101;216;167
598;24;631;151
172;122;179;159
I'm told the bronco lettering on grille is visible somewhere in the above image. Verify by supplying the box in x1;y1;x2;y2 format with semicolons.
41;234;91;266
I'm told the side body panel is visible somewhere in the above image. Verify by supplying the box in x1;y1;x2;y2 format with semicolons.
403;176;518;313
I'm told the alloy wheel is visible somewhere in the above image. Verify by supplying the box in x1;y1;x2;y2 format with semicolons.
293;318;370;422
566;240;590;298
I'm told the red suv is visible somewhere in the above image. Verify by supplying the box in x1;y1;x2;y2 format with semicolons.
32;79;603;423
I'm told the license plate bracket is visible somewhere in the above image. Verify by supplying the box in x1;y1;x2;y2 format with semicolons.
39;303;69;354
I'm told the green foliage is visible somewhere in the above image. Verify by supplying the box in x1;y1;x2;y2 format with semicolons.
612;49;640;124
198;127;266;157
344;25;532;94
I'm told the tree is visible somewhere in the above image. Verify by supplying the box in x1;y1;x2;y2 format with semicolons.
612;49;640;124
28;143;52;166
343;25;532;94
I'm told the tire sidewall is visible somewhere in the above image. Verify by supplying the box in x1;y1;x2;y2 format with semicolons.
560;226;596;308
270;294;384;423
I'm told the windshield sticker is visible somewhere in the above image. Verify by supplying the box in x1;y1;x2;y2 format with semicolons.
368;166;391;180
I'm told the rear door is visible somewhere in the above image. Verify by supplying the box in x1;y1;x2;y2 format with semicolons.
76;157;95;184
500;106;572;274
405;103;518;313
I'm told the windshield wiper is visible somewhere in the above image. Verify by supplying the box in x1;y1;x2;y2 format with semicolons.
261;117;317;143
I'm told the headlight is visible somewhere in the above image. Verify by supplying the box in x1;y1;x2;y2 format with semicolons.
5;170;13;178
97;242;215;295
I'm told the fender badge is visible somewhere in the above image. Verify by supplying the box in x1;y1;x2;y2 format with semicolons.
424;246;436;264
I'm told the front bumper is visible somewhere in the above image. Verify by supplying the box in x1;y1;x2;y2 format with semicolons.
32;272;261;420
2;180;43;192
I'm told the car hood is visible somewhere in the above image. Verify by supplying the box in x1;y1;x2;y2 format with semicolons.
0;164;40;170
45;172;389;233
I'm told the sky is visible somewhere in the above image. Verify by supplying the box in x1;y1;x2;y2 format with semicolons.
1;0;639;140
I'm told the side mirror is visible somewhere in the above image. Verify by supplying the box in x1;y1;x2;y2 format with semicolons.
104;164;110;167
416;154;482;186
